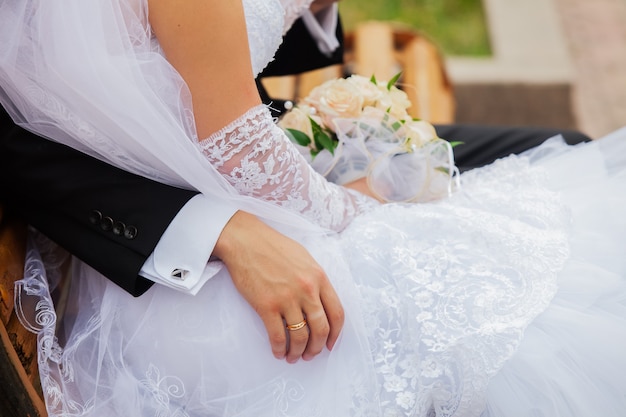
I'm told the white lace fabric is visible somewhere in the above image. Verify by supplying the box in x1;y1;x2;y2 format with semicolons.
244;0;316;75
198;105;375;231
243;0;285;75
341;154;572;416
279;0;315;33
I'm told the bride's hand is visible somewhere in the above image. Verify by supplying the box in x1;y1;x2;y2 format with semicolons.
213;211;344;363
343;177;384;202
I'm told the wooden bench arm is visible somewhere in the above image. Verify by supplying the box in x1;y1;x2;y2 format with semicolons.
0;205;47;417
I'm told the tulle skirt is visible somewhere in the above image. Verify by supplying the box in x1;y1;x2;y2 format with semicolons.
19;130;626;417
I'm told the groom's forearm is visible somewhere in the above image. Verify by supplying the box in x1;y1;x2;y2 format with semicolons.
0;114;200;295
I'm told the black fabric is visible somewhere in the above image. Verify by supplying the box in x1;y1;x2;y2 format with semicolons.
260;17;344;77
435;124;591;172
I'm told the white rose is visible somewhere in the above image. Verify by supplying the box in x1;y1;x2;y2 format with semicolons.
305;78;364;130
376;86;411;120
279;107;313;139
347;74;384;107
404;120;437;147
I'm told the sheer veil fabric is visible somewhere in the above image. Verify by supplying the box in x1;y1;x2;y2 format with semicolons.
1;1;626;416
0;0;321;230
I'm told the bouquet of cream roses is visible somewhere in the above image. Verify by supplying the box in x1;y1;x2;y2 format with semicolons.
279;74;460;203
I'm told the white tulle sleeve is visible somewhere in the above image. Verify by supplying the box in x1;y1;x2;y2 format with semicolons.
198;105;376;231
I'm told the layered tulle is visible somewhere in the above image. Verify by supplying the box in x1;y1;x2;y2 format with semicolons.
480;131;626;416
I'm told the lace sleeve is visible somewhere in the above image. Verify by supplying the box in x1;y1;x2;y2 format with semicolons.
198;105;374;231
279;0;315;33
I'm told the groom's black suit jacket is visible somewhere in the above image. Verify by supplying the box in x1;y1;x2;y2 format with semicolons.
0;18;345;296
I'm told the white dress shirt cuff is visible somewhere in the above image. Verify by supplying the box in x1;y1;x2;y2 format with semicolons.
301;3;340;57
139;194;237;295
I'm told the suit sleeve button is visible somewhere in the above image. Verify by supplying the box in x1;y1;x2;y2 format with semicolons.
89;210;102;225
112;221;126;236
124;225;138;240
100;216;114;231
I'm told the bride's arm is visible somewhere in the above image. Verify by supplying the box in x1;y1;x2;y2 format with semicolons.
149;0;374;232
148;0;260;139
147;0;356;363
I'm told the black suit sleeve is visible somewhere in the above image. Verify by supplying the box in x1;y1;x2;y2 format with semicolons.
0;108;198;296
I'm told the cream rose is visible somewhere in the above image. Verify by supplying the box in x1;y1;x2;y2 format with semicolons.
305;78;364;129
404;119;438;147
346;75;384;107
279;106;314;140
375;86;412;120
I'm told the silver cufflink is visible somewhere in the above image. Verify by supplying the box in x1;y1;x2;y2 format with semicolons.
171;268;190;281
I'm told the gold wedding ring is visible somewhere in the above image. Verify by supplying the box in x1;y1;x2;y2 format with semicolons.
285;318;307;331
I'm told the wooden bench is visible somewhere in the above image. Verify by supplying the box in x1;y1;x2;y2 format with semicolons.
262;21;456;124
0;204;47;417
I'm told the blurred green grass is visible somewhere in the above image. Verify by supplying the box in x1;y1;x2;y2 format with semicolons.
338;0;492;56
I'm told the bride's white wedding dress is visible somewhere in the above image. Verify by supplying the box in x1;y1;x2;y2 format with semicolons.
1;0;626;416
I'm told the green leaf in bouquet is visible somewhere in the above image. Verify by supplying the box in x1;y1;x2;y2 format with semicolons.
448;141;464;148
387;72;402;90
309;117;337;155
370;74;378;85
378;113;396;135
315;130;336;155
379;112;397;131
435;166;450;175
285;128;312;147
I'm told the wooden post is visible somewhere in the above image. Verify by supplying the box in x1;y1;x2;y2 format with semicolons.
352;21;397;81
400;36;455;123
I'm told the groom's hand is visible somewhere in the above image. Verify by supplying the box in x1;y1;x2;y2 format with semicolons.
213;210;344;363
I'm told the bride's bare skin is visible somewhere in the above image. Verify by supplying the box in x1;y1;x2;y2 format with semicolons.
147;0;349;363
